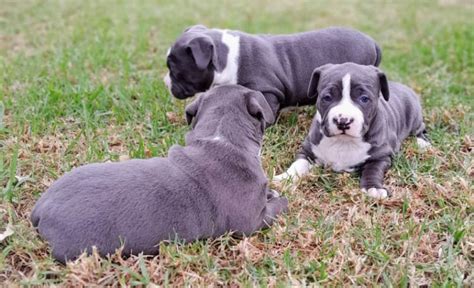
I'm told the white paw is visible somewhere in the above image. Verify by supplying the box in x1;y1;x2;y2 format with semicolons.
273;159;311;184
273;172;292;182
361;187;389;199
417;137;431;150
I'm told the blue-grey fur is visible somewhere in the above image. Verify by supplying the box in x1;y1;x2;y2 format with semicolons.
31;85;288;263
297;63;427;194
166;25;382;116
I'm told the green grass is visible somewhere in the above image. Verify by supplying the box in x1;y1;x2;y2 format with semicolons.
1;0;473;286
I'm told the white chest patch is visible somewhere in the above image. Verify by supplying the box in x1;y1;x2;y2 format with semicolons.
212;30;240;86
311;135;371;172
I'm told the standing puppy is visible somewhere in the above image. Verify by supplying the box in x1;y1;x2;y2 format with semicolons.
164;25;381;116
31;85;288;263
274;63;430;198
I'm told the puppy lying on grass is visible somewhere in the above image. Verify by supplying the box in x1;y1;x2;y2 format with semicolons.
31;85;288;263
274;63;430;199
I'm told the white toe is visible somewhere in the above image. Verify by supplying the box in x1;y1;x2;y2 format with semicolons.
273;173;290;182
417;137;431;150
273;159;311;183
362;187;388;199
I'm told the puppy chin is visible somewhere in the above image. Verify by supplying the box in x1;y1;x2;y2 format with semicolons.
169;84;194;99
326;127;362;138
172;92;192;100
342;132;362;138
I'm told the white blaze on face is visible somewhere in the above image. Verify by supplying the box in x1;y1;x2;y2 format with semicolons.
326;73;364;138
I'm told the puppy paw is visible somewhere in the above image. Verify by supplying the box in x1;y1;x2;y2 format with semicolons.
361;187;389;199
272;172;292;183
273;159;311;184
417;137;431;150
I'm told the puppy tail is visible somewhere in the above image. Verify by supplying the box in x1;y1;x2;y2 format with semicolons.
374;43;382;67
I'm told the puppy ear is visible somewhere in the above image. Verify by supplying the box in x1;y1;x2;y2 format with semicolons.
378;72;390;101
183;24;207;33
307;64;331;99
185;96;202;125
246;90;275;130
370;66;390;101
186;36;216;70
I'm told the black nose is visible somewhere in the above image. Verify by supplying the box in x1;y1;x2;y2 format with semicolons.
333;117;354;131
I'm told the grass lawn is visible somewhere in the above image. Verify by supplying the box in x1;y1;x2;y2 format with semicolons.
1;0;473;286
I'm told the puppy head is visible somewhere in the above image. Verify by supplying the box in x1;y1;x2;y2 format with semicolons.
307;63;389;138
185;85;274;139
164;25;217;100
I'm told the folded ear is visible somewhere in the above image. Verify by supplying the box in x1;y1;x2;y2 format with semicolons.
378;72;390;101
186;36;216;70
185;96;202;125
307;64;332;99
183;24;207;33
246;90;275;130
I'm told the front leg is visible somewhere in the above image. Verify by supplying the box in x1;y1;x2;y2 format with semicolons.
273;117;321;184
273;158;313;183
360;157;392;199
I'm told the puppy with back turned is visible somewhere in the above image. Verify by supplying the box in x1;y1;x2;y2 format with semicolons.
31;85;288;263
274;63;430;198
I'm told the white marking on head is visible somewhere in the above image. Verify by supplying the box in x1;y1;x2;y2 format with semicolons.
417;137;431;150
311;135;370;172
326;73;364;138
342;73;351;99
166;47;171;56
212;30;239;86
273;158;313;183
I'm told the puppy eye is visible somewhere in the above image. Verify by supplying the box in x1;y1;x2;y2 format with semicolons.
359;95;370;104
322;95;332;102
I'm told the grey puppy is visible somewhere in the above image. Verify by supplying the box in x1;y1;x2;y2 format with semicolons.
31;85;288;263
274;63;430;199
163;25;381;116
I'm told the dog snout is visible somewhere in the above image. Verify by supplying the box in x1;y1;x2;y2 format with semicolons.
333;115;354;131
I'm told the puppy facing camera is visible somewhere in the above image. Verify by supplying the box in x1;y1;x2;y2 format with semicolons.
274;63;430;199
